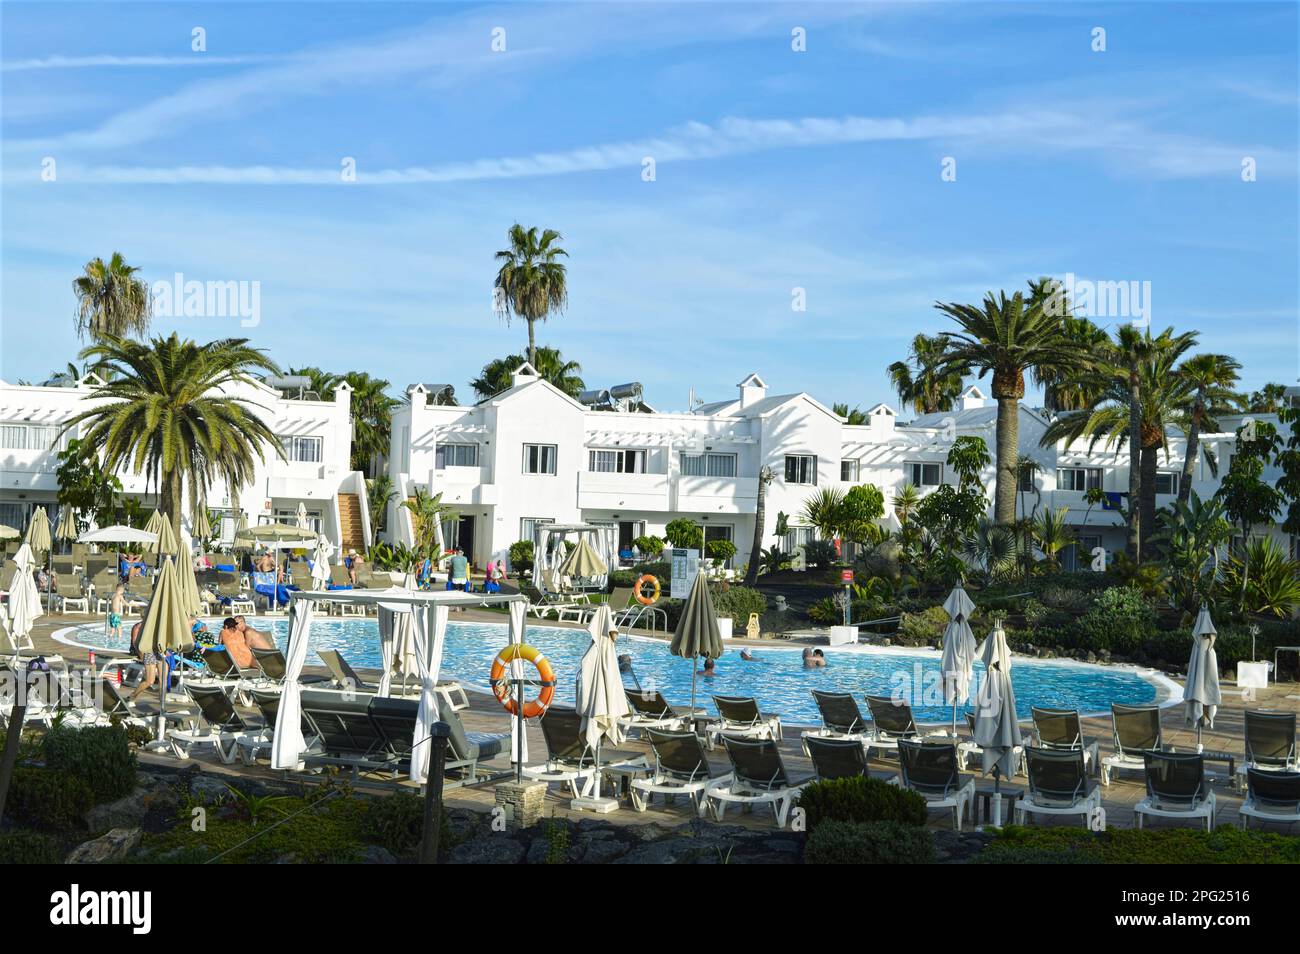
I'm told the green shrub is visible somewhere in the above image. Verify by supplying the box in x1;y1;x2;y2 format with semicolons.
711;584;767;628
360;791;449;857
664;519;703;550
633;535;664;558
3;768;93;831
804;819;935;864
795;775;927;829
508;540;534;573
706;539;737;564
896;605;950;646
978;825;1300;864
0;828;65;864
802;539;838;569
42;723;137;802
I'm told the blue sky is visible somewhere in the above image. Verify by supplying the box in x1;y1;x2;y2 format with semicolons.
2;1;1297;413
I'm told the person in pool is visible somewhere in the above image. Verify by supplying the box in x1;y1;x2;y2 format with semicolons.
739;648;756;661
108;585;125;642
802;647;827;668
697;657;717;677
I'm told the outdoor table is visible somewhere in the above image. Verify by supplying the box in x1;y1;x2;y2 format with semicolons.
975;785;1023;826
602;758;653;800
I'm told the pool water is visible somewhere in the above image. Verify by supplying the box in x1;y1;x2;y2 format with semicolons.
62;616;1164;724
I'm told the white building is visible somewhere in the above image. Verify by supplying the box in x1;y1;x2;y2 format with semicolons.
0;373;371;550
388;365;1298;572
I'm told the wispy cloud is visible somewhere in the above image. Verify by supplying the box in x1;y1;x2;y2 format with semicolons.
14;107;1288;186
2;54;280;72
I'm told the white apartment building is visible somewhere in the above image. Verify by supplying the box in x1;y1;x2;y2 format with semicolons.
388;364;1297;573
0;373;371;550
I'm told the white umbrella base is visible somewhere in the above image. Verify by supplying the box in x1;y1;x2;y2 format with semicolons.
569;795;619;813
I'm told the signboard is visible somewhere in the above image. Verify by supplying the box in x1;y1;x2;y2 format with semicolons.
670;548;700;599
841;569;854;583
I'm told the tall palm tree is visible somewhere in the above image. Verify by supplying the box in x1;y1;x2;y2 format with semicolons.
367;473;397;534
886;333;963;415
342;371;396;477
61;334;282;542
938;291;1077;525
73;253;152;343
471;346;584;400
743;465;775;586
1041;327;1198;556
1247;382;1288;413
401;487;454;559
494;224;569;367
1175;353;1242;506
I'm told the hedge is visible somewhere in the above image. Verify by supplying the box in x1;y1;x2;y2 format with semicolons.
978;825;1300;864
42;723;138;802
804;819;935;864
2;768;93;831
795;776;928;830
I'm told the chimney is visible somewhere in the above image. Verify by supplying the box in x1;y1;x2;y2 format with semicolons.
737;372;767;410
960;385;988;410
512;362;540;389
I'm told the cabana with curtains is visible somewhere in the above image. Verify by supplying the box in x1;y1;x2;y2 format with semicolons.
532;523;617;597
271;587;532;783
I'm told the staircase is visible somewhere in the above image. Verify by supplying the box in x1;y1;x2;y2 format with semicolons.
337;493;365;551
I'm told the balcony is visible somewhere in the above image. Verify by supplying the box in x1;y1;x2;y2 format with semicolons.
430;467;498;506
675;474;758;514
578;471;670;511
1045;489;1125;527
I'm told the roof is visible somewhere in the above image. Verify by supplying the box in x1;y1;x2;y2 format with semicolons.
693;391;840;422
905;403;1049;431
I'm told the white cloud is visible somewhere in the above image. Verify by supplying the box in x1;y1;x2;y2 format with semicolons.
2;54;280;72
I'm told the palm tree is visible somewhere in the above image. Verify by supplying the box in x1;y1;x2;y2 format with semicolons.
1032;506;1075;570
494;224;569;368
937;290;1077;525
470;346;584;400
742;465;775;586
800;486;848;541
832;403;869;425
73;253;152;342
1175;353;1242;506
1041;327;1198;556
285;365;341;401
1247;382;1288;413
401;488;454;559
342;371;396;477
61;334;281;542
886;334;963;415
367;473;397;535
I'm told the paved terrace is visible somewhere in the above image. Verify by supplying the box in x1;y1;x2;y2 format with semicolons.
24;610;1300;835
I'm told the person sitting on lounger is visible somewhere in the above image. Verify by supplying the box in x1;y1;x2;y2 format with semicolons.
220;616;254;669
234;615;274;651
128;620;161;702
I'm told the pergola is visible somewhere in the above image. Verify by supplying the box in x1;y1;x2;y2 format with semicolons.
533;523;617;596
274;587;531;782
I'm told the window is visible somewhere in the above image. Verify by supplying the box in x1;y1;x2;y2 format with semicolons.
680;452;737;478
436;443;478;468
523;444;557;475
785;454;818;485
520;517;554;544
588;448;646;473
906;462;942;487
0;423;63;451
1154;472;1179;496
1018;467;1036;491
1063;534;1103;572
273;508;322;532
840;458;860;482
1056;467;1103;492
281;435;323;463
784;526;814;552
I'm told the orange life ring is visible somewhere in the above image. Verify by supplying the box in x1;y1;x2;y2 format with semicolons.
489;643;556;718
635;574;661;605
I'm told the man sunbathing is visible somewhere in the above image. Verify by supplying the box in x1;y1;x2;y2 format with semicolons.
234;615;274;651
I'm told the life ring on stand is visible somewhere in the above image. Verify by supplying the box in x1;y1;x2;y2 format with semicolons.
489;643;556;718
634;574;661;605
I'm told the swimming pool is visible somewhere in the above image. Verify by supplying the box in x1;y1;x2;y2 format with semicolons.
57;616;1173;725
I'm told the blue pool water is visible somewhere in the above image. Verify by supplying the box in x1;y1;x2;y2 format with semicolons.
62;617;1164;724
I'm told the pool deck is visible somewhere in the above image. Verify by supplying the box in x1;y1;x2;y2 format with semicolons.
24;610;1300;836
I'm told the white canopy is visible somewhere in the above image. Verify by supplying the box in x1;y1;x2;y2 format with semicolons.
1184;605;1221;730
972;620;1021;780
77;525;158;545
6;542;44;641
272;588;530;779
577;605;629;749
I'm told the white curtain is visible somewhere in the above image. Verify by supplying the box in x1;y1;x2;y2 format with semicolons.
409;603;449;784
271;598;316;769
377;605;397;698
508;599;529;764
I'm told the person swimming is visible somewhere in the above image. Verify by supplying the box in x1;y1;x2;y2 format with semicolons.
739;648;756;661
802;647;827;668
698;657;717;677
